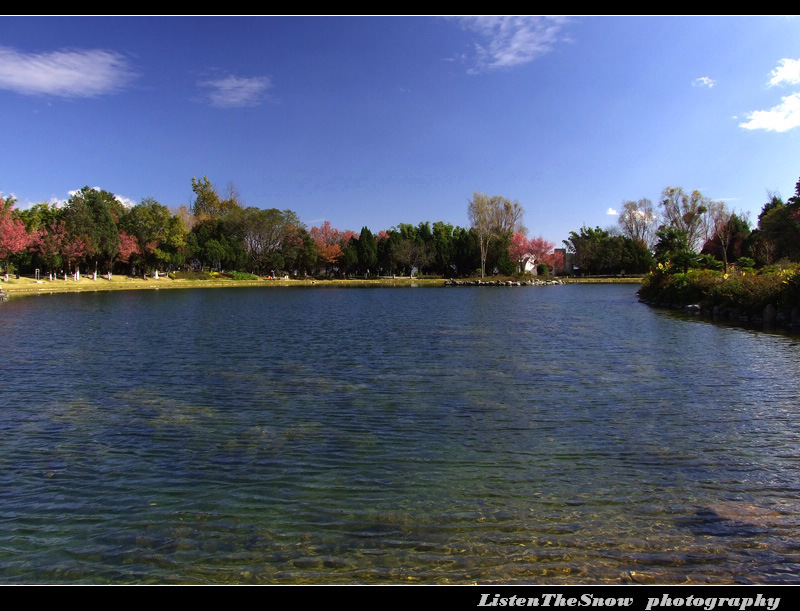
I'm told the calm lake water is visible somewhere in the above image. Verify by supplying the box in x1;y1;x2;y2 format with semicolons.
1;283;799;584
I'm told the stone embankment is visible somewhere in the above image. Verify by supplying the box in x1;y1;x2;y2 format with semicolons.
638;297;800;332
445;278;564;287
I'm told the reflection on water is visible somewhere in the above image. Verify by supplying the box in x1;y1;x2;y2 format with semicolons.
2;285;800;584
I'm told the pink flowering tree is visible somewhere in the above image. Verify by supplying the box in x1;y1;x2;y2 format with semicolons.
0;196;31;277
31;222;67;274
509;232;530;273
116;230;140;270
508;232;558;274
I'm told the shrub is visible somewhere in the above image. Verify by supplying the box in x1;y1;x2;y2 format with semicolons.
169;270;212;280
697;254;723;271
778;268;800;311
705;273;785;314
639;268;721;305
640;263;800;316
231;271;259;280
537;263;550;276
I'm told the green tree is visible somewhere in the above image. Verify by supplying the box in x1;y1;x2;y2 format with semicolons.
702;204;750;272
564;226;653;275
356;226;377;276
564;226;609;274
754;182;800;262
451;227;480;276
121;198;187;273
283;226;317;276
16;202;61;232
340;237;359;276
223;207;303;274
654;227;697;273
376;230;397;276
430;221;455;276
62;186;123;275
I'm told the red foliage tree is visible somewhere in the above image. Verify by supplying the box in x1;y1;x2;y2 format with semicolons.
508;232;530;270
508;232;558;273
117;230;140;265
0;196;31;275
310;221;349;272
32;222;66;273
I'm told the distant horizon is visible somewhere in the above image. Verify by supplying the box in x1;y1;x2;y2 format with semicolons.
2;16;799;244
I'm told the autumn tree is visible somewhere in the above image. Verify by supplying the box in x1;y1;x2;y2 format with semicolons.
0;195;30;276
173;204;196;231
509;232;558;274
509;231;530;272
310;221;344;275
468;192;524;277
540;249;564;275
190;176;241;220
116;231;140;271
31;222;66;274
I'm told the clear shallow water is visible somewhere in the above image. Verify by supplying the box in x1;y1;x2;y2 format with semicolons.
2;284;800;584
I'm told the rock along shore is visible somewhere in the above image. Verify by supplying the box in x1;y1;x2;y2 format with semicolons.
638;297;800;333
444;278;564;286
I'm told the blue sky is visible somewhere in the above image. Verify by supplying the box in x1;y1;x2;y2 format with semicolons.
1;16;799;244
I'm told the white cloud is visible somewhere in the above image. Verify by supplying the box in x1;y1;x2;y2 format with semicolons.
692;76;715;88
739;92;800;132
198;74;272;108
116;195;137;208
0;46;136;97
606;207;618;216
454;16;570;74
740;58;800;132
768;58;800;87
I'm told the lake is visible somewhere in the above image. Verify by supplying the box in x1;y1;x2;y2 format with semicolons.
1;283;799;584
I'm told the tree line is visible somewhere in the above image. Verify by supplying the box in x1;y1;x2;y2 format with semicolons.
0;181;559;280
3;175;797;281
563;176;800;276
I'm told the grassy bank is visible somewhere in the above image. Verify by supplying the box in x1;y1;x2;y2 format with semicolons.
0;273;642;299
0;274;442;297
638;265;800;325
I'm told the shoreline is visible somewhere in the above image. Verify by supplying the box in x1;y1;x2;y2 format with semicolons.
1;274;642;299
